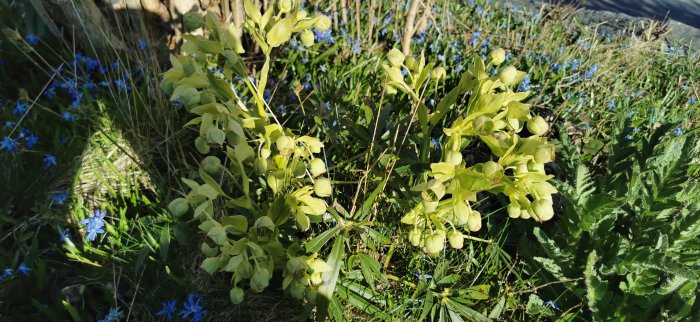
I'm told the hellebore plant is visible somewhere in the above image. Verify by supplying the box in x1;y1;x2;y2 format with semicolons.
162;0;333;305
386;47;557;255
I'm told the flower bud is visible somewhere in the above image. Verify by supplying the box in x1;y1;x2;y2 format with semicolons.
507;118;521;131
527;116;548;136
385;84;398;95
300;29;315;47
309;158;327;177
405;56;417;70
254;216;276;243
408;228;422;247
531;199;554;221
195;136;210;154
254;156;268;173
425;232;445;255
498;65;518;85
201;156;221;174
447;230;464;249
385;65;404;83
445;150;463;165
515;162;529;174
467;210;482;232
431;67;446;80
168;198;189;217
314;15;332;30
528;160;546;173
534;145;554;164
278;0;294;13
288;280;307;299
387;48;405;67
473;115;494;133
423;199;439;213
488;48;506;65
230;287;245;304
250;266;271;292
313;178;333;197
481;161;501;177
276;135;295;156
507;203;521;218
237;260;254;278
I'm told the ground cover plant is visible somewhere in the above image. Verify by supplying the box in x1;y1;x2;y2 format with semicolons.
1;0;698;321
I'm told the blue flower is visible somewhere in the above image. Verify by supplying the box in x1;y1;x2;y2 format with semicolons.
12;102;27;115
178;293;207;321
25;34;39;45
98;307;123;322
585;64;598;80
544;300;560;311
26;134;39;149
1;137;18;153
414;269;433;282
689;97;697;105
79;209;107;242
3;121;16;130
63;111;76;122
43;154;58;169
673;128;683;136
0;268;13;281
351;39;362;55
137;38;148;50
427;99;436;107
476;6;483;15
431;137;440;151
470;31;481;46
607;98;616;110
301;57;309;64
17;263;31;276
156;300;177;321
114;79;130;91
518;75;531;92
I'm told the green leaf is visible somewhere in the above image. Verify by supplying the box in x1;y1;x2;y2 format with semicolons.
356;253;384;289
444;298;491;322
221;215;249;234
316;234;346;322
207;226;228;245
353;181;386;221
159;224;171;261
183;35;224;54
305;226;341;253
62;300;83;322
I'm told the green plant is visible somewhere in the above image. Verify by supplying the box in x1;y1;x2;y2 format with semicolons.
390;49;558;255
161;0;336;306
524;123;700;320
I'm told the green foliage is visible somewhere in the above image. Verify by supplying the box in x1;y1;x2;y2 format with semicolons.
162;3;337;306
524;122;700;320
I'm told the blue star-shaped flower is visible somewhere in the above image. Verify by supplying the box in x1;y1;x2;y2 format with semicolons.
178;293;207;321
79;209;107;242
12;102;27;115
1;137;18;153
43;154;58;170
156;299;177;321
98;307;122;322
17;263;31;276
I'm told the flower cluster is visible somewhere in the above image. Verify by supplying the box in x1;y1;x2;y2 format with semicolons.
79;209;107;242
